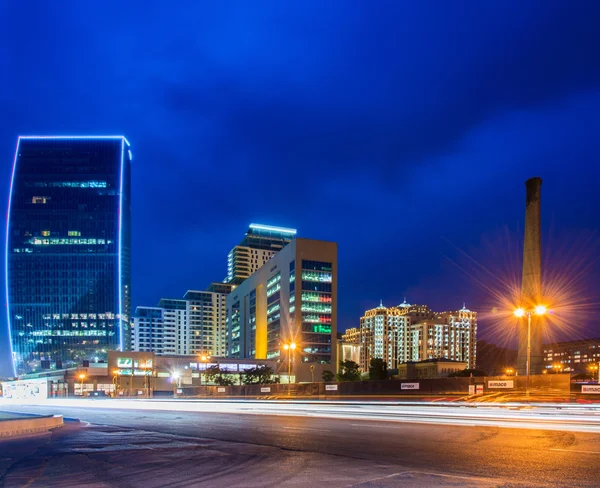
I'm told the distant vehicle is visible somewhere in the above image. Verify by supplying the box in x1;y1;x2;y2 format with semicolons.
83;390;108;398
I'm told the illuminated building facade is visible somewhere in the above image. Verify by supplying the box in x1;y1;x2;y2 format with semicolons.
348;301;477;371
132;289;228;357
543;338;600;373
226;224;296;285
410;305;477;368
226;238;337;382
6;136;131;375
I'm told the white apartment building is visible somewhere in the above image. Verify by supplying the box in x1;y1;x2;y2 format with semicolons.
226;224;296;284
132;290;228;357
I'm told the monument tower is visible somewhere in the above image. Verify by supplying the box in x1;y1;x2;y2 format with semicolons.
517;177;543;375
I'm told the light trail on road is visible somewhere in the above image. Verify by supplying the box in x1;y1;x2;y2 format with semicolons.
3;398;600;433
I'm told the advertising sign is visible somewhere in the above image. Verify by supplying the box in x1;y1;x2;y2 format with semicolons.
325;384;338;391
469;385;475;395
260;387;271;393
488;380;514;389
401;383;419;390
217;387;226;393
476;384;484;395
117;357;132;368
582;385;600;394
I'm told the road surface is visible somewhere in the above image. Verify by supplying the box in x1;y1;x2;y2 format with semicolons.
1;399;599;487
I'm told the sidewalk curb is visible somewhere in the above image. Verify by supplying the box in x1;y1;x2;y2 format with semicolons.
0;415;64;438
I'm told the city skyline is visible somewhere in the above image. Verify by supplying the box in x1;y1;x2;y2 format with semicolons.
2;3;600;376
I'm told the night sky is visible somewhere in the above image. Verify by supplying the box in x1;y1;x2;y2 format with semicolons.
1;2;600;376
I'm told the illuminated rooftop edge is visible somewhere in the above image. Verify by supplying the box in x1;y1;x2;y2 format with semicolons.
19;135;130;147
249;223;297;235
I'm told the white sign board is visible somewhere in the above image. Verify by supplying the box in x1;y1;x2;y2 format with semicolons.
488;380;514;389
582;385;600;394
325;384;338;391
401;383;419;390
260;387;271;393
469;385;475;395
476;384;484;395
217;387;226;393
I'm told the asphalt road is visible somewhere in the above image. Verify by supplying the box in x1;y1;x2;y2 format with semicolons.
1;401;600;487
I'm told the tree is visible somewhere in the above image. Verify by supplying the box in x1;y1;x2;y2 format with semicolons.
336;360;361;382
242;366;279;385
205;365;236;386
322;370;335;382
369;358;388;381
448;368;486;377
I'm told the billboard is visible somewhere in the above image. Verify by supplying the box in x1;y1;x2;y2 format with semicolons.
1;378;48;401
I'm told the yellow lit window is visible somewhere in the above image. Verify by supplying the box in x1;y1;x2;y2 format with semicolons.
41;230;50;236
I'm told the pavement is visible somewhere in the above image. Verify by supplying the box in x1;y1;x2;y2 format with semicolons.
1;400;599;487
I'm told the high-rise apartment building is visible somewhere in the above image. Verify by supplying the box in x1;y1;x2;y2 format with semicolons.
346;301;477;371
410;306;477;367
226;238;337;382
132;289;228;357
6;136;132;374
226;224;296;284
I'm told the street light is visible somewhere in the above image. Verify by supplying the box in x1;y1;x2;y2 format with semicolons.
514;305;548;392
78;373;86;396
505;368;514;376
199;354;210;386
283;342;296;384
588;363;600;383
112;369;120;395
172;371;181;388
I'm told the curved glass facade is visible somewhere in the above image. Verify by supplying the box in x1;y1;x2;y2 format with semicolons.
6;136;131;375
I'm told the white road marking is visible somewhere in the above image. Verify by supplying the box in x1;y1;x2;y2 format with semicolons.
549;448;600;455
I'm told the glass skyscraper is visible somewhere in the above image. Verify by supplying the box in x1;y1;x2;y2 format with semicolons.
6;136;131;375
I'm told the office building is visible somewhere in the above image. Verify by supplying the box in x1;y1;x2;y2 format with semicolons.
347;301;477;371
226;224;296;284
226;238;337;382
132;288;228;357
543;338;600;373
6;136;132;375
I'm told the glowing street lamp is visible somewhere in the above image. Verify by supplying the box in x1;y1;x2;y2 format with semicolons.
78;373;86;396
172;371;181;388
199;354;210;386
588;363;600;383
514;305;548;392
283;342;297;384
112;369;120;392
505;368;514;376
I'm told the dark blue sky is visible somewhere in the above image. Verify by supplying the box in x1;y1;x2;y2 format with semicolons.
1;2;600;376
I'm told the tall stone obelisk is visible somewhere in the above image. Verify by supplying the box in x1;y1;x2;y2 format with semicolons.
517;177;543;375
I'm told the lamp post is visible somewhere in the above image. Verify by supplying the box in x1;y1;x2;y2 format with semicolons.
514;305;547;393
112;369;119;396
78;373;86;397
200;354;210;386
589;363;600;383
283;342;296;384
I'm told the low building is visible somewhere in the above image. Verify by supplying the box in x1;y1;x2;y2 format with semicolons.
397;359;467;380
543;338;600;373
2;352;277;398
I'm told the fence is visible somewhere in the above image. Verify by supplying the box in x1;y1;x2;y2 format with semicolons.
174;374;571;399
